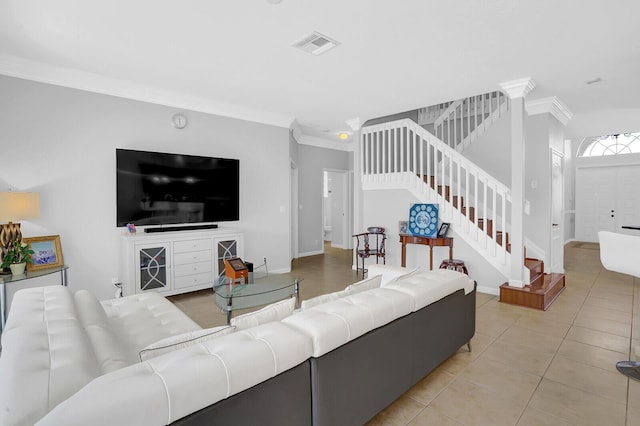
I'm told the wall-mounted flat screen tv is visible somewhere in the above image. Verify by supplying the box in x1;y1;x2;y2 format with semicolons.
116;148;239;227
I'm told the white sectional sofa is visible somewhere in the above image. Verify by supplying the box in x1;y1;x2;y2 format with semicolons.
0;266;475;426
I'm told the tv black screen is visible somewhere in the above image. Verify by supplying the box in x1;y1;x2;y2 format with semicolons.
116;149;239;227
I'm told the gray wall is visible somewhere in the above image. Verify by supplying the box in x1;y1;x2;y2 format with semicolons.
0;76;290;300
297;144;350;255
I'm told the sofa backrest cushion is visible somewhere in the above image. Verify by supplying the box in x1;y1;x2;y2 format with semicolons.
230;297;296;330
75;290;139;373
283;287;413;357
139;325;236;361
385;268;475;311
0;286;101;426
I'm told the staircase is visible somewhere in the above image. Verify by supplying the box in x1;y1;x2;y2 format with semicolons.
361;117;513;277
418;90;509;152
361;95;565;307
500;258;566;310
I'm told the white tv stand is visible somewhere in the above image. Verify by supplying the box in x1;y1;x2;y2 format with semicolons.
119;228;243;297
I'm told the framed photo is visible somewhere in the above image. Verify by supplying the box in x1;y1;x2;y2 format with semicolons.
23;235;64;271
399;220;409;235
437;222;450;238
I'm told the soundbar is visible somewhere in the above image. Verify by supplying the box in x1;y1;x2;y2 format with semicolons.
144;224;218;233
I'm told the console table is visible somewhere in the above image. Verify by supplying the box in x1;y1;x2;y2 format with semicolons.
0;265;68;332
399;234;453;270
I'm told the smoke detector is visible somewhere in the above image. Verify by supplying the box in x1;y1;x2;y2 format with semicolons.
293;31;340;56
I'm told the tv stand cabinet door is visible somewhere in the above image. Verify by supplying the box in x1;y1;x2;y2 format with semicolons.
214;235;244;285
134;242;171;294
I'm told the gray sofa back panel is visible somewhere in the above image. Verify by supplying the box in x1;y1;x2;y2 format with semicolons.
309;313;414;426
172;361;312;426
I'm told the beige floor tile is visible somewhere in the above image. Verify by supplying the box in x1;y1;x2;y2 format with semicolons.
516;406;573;426
572;312;631;338
556;339;626;373
544;354;627;402
481;339;555;376
528;378;626;426
428;377;526;426
583;294;633;313
575;304;632;325
458;356;541;405
565;325;631;354
497;324;564;354
406;368;457;405
408;406;464;426
513;315;571;339
366;395;425;426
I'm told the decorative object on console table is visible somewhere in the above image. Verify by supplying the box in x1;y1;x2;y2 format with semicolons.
437;222;450;238
225;257;249;285
23;235;64;271
398;221;408;234
0;191;40;271
408;203;438;237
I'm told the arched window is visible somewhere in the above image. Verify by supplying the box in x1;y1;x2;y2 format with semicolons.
579;133;640;157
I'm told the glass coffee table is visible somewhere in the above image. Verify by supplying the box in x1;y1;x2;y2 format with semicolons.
213;276;301;324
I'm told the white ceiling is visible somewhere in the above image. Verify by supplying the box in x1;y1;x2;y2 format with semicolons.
1;0;639;144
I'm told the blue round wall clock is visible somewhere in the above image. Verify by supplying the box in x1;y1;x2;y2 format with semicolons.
408;203;439;237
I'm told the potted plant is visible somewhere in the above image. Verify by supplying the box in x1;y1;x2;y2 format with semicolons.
1;240;35;275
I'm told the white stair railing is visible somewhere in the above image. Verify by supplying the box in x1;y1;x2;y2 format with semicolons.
361;118;512;276
421;91;509;151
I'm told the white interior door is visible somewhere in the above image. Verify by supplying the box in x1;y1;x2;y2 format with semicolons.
576;165;640;241
550;150;564;273
330;171;348;249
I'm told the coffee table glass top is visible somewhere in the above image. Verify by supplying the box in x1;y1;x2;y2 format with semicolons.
213;274;302;323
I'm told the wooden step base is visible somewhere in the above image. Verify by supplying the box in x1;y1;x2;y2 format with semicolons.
499;273;566;311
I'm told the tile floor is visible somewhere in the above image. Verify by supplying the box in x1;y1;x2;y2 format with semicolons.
169;241;640;425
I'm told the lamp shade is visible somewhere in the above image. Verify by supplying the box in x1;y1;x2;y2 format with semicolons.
0;192;40;222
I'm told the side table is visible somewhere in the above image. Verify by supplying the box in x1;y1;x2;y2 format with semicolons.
399;234;453;270
0;265;68;332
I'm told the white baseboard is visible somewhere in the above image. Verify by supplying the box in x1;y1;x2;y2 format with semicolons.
476;285;500;296
297;250;324;258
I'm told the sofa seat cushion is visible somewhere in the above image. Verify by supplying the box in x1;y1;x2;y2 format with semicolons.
283;287;413;357
385;268;475;311
0;286;101;426
37;322;314;426
74;290;138;373
100;291;201;353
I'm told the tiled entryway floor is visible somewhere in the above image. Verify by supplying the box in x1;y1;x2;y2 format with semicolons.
170;242;640;425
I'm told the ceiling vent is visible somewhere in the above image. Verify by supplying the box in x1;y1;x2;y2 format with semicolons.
292;31;340;56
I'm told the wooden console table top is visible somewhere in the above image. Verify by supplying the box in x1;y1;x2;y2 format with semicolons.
399;234;453;270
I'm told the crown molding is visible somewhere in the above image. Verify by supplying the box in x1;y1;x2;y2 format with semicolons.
345;117;361;131
0;54;294;128
525;96;573;126
499;77;536;99
296;134;354;152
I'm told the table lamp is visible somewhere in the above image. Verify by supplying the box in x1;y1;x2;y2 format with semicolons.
0;191;40;255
